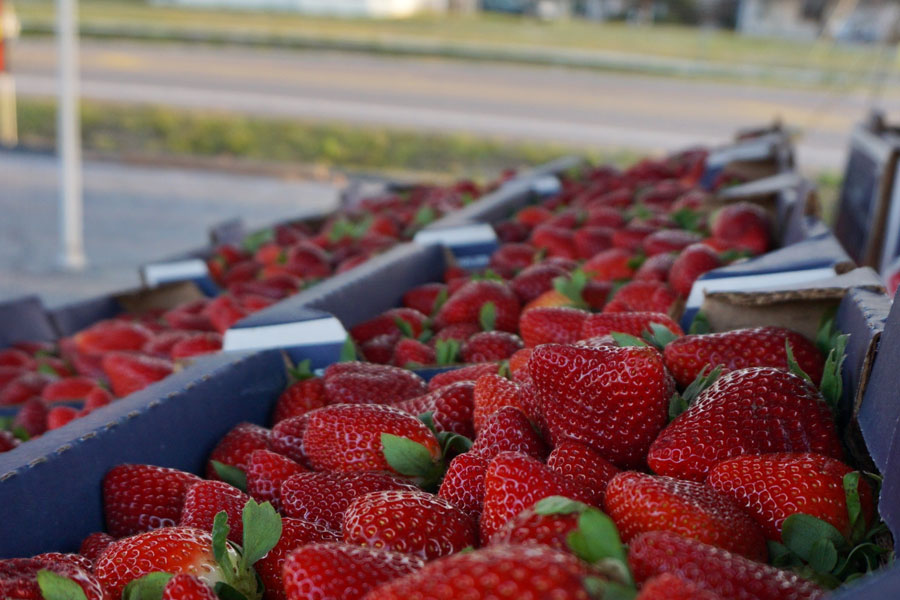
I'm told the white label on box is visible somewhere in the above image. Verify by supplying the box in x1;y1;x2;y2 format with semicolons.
414;224;498;247
223;316;348;352
142;260;210;287
685;267;838;313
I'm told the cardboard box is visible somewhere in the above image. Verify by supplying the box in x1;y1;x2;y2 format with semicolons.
0;296;58;349
700;130;794;190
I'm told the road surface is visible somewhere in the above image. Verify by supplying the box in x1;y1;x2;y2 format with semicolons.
0;150;338;306
11;38;900;170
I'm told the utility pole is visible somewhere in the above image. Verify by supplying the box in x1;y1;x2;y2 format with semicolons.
0;0;21;147
57;0;86;271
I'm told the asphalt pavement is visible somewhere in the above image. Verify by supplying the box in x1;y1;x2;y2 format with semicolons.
12;38;900;170
0;150;338;307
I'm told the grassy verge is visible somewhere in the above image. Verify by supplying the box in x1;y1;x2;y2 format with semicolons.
17;98;636;179
17;0;900;86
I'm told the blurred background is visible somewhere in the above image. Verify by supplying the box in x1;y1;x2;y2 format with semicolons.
2;0;900;303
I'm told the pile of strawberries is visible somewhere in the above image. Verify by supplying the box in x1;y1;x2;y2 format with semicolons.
0;177;502;447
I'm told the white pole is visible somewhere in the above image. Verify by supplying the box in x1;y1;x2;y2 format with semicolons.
57;0;85;271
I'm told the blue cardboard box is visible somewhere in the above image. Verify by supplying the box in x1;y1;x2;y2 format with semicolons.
700;130;793;190
0;296;58;349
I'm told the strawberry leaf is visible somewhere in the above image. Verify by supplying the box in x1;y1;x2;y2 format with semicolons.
414;206;437;227
688;311;711;335
286;359;314;382
214;582;250;600
437;431;473;456
393;317;415;339
719;248;752;264
381;433;443;486
340;338;358;362
37;363;59;377
669;393;689;421
418;412;437;435
681;365;722;406
767;540;803;568
37;570;89;600
11;426;30;442
566;509;632;586
785;341;814;385
431;288;449;316
610;332;648;348
553;271;588;308
782;513;847;573
417;330;434;344
642;322;679;349
844;472;867;544
534;496;589;516
240;498;283;568
435;339;460;365
808;538;839;574
497;361;511;379
583;579;636;600
479;302;497;332
670;208;702;233
212;461;248;493
625;254;646;271
241;229;274;255
815;310;840;357
121;573;174;600
212;511;235;576
819;334;849;411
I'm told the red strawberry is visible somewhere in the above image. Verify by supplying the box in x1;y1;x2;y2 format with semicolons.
471;406;547;460
636;573;723;600
79;532;115;563
579;311;683;342
432;322;480;343
434;280;521;333
143;331;193;358
163;301;216;333
343;490;477;560
402;283;448;316
392;338;435;367
473;373;533;433
170;332;223;360
83;387;114;412
664;327;825;388
493;221;530;244
508;347;533;381
547;441;619;506
204;295;248;333
511;264;569;304
360;333;402;364
362;544;595;600
101;352;173;397
0;557;107;600
711;202;771;255
12;397;48;437
161;574;217;600
32;553;93;573
206;422;271;479
0;372;54;406
489;243;538;273
489;502;581;553
47;405;79;430
41;377;99;403
707;452;874;542
0;348;36;369
603;281;677;315
531;225;577;259
350;308;429;344
530;343;672;469
642;229;702;256
427;363;497;391
286;242;331;278
648;368;843;482
583;248;637;282
634;253;675;283
628;531;824;600
323;362;427;405
460;331;524;363
604;471;767;561
585;205;626;228
437;452;489;520
669;243;722;298
480;452;595;541
272;377;327;423
246;448;306;511
103;463;202;537
613;224;657;252
573;226;614;259
281;471;418;530
518;307;589;347
180;480;249;543
393;381;475;439
282;543;424;600
74;321;154;354
256;519;341;600
516;206;554;226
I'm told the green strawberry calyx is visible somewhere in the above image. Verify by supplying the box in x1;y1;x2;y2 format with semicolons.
211;499;283;600
479;302;497;332
285;359;315;384
211;461;248;493
381;432;447;491
434;339;461;366
37;570;89;600
669;364;723;420
552;270;589;309
641;322;680;350
122;572;174;600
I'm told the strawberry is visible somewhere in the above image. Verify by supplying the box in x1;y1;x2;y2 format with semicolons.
206;422;272;479
103;463;202;537
707;453;875;542
286;242;331;278
642;229;702;256
163;301;216;332
431;322;478;344
350;308;429;344
393;381;475;439
204;295;249;333
530;343;672;469
583;248;637;282
272;376;327;423
508;347;533;381
460;331;524;363
323;362;428;405
101;352;173;397
12;397;48;437
648;368;843;482
633;253;675;283
343;490;477;560
664;327;825;388
0;348;36;369
547;440;619;506
573;226;614;259
402;283;448;316
668;243;722;298
516;206;554;227
32;553;93;573
41;377;99;403
471;406;547;460
584;205;626;228
511;264;569;304
437;452;489;520
603;281;677;315
0;557;107;600
180;480;250;543
46;406;79;430
362;544;595;600
472;374;532;433
613;224;657;252
142;331;192;358
427;363;497;391
604;471;767;561
255;519;341;600
489;502;581;553
83;387;114;412
79;532;115;563
580;311;683;341
360;333;402;364
434;280;521;333
711;202;771;255
480;452;595;541
161;574;217;600
392;338;435;367
636;573;723;600
518;307;589;347
628;531;824;600
170;332;223;360
73;321;154;354
283;543;423;600
281;471;418;530
531;225;577;259
246;449;306;511
0;372;54;406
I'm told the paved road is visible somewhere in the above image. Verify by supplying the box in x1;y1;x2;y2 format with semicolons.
12;38;900;170
0;150;338;307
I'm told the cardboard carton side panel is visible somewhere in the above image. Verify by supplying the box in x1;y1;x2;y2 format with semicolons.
859;296;900;472
0;296;58;348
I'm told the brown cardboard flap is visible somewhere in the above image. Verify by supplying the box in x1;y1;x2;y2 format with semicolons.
115;281;206;315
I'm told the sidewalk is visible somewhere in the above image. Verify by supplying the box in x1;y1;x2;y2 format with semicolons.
0;150;339;307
